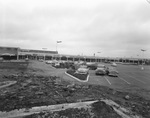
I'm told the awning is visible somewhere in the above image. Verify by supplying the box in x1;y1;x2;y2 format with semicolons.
1;53;16;56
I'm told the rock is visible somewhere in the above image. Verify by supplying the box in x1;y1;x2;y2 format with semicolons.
75;85;82;89
26;79;32;84
18;96;24;99
23;74;29;78
82;85;89;89
11;74;19;78
67;83;75;88
69;88;76;92
112;90;116;95
35;91;44;95
21;82;28;87
124;95;130;100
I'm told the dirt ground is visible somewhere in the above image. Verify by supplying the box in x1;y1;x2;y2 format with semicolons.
0;61;150;118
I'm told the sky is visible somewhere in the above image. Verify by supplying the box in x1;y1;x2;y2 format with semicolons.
0;0;150;58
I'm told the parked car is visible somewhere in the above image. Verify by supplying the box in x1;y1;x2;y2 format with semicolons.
76;65;89;74
39;59;44;62
86;62;97;70
111;62;117;67
95;64;108;75
45;60;53;64
107;67;119;77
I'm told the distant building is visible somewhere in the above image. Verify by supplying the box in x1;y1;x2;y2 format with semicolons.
0;46;58;60
0;46;149;65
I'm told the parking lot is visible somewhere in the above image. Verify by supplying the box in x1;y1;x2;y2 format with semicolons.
61;63;150;91
86;64;150;91
27;61;150;98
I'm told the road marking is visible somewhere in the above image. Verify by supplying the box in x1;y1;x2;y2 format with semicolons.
118;76;131;85
104;76;111;85
127;75;146;84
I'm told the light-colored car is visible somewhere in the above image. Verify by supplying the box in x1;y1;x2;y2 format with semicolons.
46;60;53;64
107;67;119;77
86;62;97;70
39;59;44;62
111;62;117;67
95;64;107;75
76;65;89;74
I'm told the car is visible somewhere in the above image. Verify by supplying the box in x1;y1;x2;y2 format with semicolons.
107;67;119;77
111;62;117;67
86;62;97;70
95;64;108;75
76;65;89;74
45;60;53;64
39;59;44;62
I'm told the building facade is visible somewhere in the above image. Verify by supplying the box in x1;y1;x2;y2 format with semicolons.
0;46;149;65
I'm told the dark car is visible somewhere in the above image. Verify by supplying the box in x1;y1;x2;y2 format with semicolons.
107;67;119;77
95;64;108;75
86;62;97;70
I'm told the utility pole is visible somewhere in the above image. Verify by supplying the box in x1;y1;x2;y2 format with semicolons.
56;41;62;53
141;49;146;70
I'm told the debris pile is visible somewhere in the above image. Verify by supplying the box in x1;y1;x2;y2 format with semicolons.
0;73;150;117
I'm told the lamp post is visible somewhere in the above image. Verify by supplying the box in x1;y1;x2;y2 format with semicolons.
141;49;146;70
56;41;62;53
97;52;101;62
137;54;139;65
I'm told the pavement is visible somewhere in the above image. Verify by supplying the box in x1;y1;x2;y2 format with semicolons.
88;64;150;90
27;61;150;99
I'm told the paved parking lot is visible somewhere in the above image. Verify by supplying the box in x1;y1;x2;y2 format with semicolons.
61;63;150;91
26;61;150;99
87;64;150;91
33;61;150;91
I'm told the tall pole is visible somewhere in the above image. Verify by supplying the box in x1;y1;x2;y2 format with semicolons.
97;52;101;62
141;49;146;70
56;41;62;53
137;54;139;65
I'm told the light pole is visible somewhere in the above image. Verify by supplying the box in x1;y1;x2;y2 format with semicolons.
141;49;146;70
97;52;101;62
137;54;139;65
56;41;62;53
141;49;146;64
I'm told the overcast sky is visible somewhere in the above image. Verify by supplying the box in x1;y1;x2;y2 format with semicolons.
0;0;150;58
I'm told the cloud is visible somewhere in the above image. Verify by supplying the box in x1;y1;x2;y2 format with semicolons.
0;0;150;58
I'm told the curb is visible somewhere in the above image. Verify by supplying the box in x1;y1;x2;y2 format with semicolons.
65;72;89;82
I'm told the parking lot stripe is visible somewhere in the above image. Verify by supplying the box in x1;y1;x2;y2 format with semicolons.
104;76;111;85
118;76;131;85
126;75;146;84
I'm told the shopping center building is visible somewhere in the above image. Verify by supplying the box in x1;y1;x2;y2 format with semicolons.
0;46;149;65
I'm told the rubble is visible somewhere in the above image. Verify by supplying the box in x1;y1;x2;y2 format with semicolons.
124;95;130;100
0;63;150;117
